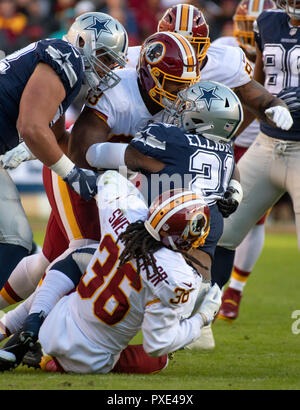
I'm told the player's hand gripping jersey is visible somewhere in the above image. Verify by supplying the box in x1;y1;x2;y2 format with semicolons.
130;122;236;207
254;9;300;140
39;171;203;373
0;39;84;154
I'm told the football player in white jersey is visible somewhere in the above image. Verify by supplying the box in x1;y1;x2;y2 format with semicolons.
211;0;276;322
68;30;200;169
124;3;292;141
79;80;245;352
0;170;222;374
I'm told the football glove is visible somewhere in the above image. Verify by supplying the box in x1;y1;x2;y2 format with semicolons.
63;165;98;201
277;87;300;112
217;179;243;218
197;283;222;326
265;106;293;130
0;142;36;170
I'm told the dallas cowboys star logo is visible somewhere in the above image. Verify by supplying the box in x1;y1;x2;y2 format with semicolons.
85;17;112;40
46;45;78;87
195;86;223;110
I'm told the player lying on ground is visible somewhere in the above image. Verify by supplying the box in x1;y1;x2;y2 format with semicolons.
0;170;221;374
0;80;245;358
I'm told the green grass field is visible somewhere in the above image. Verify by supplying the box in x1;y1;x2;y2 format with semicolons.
0;230;299;390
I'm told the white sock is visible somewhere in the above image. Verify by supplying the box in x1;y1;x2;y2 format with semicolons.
29;270;75;316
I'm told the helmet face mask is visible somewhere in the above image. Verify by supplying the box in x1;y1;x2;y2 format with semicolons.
163;81;243;144
277;0;300;19
234;0;276;53
138;32;200;109
145;189;210;251
158;3;211;64
64;12;128;90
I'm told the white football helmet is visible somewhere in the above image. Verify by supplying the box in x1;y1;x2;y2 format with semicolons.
277;0;300;19
64;12;128;90
163;81;243;143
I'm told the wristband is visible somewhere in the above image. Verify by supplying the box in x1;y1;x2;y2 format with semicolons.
49;154;75;179
228;179;243;204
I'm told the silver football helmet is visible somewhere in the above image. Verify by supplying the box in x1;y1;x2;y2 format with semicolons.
163;81;243;143
64;12;128;90
276;0;300;20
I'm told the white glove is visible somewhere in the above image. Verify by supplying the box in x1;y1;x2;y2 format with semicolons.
1;142;36;169
197;283;222;326
265;106;293;131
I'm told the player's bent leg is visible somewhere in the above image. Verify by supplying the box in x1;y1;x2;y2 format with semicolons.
111;345;168;374
0;252;49;309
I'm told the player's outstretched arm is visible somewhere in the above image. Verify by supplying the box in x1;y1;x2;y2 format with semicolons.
86;143;165;173
235;78;293;130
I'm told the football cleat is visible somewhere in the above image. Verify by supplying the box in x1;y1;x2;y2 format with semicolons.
22;341;43;369
0;331;36;371
218;287;242;322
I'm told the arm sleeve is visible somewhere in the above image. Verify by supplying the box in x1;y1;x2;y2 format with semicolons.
142;300;204;356
86;142;127;169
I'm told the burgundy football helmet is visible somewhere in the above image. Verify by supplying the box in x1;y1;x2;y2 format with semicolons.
158;3;210;64
233;0;276;52
144;188;210;251
138;31;199;109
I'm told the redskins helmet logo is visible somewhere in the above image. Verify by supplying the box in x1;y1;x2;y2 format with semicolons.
189;211;207;236
145;42;166;64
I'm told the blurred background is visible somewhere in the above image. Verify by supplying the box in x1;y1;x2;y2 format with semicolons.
0;0;294;227
0;0;240;54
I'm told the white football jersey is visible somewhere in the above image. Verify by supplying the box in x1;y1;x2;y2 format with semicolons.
85;68;163;141
211;36;260;148
39;171;203;373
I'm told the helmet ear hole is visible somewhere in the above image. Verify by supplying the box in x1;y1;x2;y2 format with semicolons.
79;36;85;48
